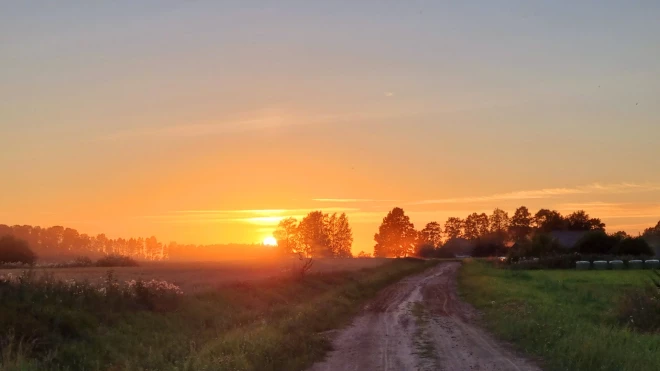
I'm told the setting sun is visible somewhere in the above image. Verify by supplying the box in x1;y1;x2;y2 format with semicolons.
263;236;278;246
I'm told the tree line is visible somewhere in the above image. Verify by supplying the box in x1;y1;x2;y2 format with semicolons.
0;224;168;261
371;206;632;258
0;224;275;262
273;211;353;258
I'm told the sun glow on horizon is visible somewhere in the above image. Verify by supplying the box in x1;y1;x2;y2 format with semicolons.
263;236;278;246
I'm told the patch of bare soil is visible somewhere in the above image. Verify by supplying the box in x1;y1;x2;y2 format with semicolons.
308;262;541;371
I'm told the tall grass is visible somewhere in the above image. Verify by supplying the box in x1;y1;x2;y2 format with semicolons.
458;261;660;371
1;258;436;370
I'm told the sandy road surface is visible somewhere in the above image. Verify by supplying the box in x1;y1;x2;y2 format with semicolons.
309;262;540;371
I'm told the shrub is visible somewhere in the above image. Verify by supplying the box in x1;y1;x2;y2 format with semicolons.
614;237;653;256
0;236;36;265
472;238;507;257
507;233;562;262
95;254;139;267
71;256;94;267
509;254;579;270
0;270;183;365
618;271;660;333
415;244;437;258
574;230;618;254
618;286;660;332
126;279;183;311
414;245;459;259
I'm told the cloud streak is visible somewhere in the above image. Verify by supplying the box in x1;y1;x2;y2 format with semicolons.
140;208;361;225
100;108;424;141
412;183;660;205
312;198;395;203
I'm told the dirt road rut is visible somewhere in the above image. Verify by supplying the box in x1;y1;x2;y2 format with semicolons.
308;262;540;371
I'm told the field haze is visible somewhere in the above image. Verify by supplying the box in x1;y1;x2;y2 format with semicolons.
0;258;389;292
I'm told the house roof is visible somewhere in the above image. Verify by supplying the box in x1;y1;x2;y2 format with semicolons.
550;230;588;248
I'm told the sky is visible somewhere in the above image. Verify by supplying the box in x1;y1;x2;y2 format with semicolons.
2;1;660;255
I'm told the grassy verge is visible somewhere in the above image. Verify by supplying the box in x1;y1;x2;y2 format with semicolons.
458;261;660;371
1;258;436;371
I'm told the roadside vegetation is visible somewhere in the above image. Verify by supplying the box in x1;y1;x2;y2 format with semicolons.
458;260;660;371
0;258;436;371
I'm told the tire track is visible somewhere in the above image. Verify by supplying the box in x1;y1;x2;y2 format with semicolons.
308;262;541;371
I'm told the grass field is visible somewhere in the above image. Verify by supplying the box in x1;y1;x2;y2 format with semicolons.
458;261;660;371
0;258;389;292
1;258;435;371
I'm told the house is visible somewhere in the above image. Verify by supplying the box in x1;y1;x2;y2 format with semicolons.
549;230;589;249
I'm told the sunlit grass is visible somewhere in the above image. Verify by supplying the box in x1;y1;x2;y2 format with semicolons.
458;261;660;371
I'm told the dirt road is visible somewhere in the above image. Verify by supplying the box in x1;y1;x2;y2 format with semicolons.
308;262;540;371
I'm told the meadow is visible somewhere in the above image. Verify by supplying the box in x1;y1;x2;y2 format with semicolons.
1;258;435;371
0;258;389;292
458;261;660;371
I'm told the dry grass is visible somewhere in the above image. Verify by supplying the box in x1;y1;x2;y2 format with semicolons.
0;258;389;292
1;258;433;370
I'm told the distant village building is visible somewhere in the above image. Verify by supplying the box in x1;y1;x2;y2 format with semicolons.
549;231;589;249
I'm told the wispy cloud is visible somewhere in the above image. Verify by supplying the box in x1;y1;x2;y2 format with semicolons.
556;202;660;219
100;108;421;141
412;183;660;205
170;208;358;215
312;198;394;203
102;117;292;140
140;208;360;225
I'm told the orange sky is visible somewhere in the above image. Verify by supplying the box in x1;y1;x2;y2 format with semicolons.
2;2;660;255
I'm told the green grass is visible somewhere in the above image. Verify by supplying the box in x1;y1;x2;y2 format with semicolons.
1;258;437;371
458;261;660;371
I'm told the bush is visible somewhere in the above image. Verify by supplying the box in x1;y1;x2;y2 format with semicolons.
508;233;562;262
472;239;507;257
414;244;459;259
0;236;37;265
509;254;579;270
71;256;94;267
0;270;183;366
574;230;618;254
614;237;653;256
415;244;436;258
95;254;139;267
506;253;655;270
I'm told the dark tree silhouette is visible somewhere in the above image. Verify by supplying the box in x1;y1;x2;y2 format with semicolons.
444;217;464;239
566;210;605;231
0;235;37;264
464;213;489;240
298;211;331;257
574;231;618;254
489;208;510;242
273;212;354;258
374;207;417;258
643;220;660;236
614;237;653;256
274;217;300;255
419;222;443;248
509;206;533;241
327;213;353;258
534;209;566;233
